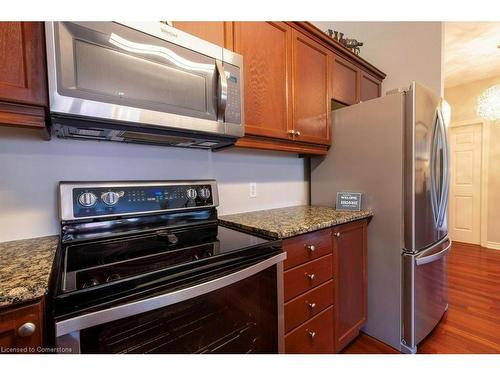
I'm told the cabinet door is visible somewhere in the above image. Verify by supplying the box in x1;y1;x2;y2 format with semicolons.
172;22;231;49
233;22;292;139
0;300;44;352
331;53;359;106
291;30;331;145
0;22;47;106
359;71;382;102
332;220;367;352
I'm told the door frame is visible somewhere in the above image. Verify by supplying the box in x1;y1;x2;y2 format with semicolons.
448;118;493;248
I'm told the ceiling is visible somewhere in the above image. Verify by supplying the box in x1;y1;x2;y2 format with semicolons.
444;22;500;88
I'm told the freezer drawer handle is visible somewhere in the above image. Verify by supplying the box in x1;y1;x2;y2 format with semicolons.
415;240;452;266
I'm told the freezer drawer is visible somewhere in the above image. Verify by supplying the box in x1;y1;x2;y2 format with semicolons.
401;237;450;353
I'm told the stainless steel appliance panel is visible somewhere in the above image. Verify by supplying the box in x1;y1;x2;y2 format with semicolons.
56;253;286;353
405;83;449;253
45;21;244;143
402;237;450;351
311;93;405;350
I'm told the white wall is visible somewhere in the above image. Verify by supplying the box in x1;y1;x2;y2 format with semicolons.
0;127;308;242
445;76;500;245
312;22;444;96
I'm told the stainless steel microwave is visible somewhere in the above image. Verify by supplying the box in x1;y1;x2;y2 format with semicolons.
45;22;244;150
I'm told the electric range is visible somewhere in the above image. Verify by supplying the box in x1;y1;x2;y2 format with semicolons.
49;180;285;354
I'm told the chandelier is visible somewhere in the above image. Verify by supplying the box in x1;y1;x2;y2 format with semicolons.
476;84;500;122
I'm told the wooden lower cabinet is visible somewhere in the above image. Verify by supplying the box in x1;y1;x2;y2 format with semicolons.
285;280;334;332
0;299;44;353
285;306;334;354
282;219;368;353
332;220;368;352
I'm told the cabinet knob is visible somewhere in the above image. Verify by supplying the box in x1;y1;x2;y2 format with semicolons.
307;302;316;310
306;244;316;252
295;130;301;136
308;331;316;339
287;130;296;135
17;322;36;337
306;273;316;281
334;232;341;238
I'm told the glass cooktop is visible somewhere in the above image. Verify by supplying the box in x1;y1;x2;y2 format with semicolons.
61;225;271;294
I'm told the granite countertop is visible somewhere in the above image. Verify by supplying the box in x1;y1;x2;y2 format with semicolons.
219;205;373;239
0;235;59;308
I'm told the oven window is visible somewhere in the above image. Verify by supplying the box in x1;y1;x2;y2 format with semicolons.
79;266;278;353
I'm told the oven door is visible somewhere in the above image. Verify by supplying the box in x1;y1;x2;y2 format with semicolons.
56;252;285;354
45;21;243;137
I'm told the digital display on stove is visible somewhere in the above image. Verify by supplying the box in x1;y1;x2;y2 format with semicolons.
72;184;214;218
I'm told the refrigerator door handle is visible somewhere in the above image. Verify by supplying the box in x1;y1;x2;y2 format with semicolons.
415;239;452;266
436;109;450;228
429;110;440;226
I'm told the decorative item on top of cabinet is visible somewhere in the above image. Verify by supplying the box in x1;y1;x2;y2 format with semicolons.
0;22;48;133
332;219;368;352
0;299;44;352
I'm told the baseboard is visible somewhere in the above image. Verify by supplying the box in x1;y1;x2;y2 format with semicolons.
484;241;500;250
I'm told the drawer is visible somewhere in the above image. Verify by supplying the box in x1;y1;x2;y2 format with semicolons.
284;280;334;332
283;228;332;270
284;254;332;301
285;306;334;354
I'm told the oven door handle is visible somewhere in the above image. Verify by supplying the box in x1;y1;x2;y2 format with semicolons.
56;252;286;337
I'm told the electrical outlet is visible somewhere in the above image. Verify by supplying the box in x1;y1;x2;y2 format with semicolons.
249;183;257;198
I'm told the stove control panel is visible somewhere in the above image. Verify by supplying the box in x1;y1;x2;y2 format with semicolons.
60;181;218;221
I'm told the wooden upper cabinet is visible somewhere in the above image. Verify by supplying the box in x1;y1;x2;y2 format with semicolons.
291;30;331;145
360;71;382;102
233;22;292;140
331;54;359;106
0;22;47;130
333;220;368;352
171;22;232;49
0;22;47;106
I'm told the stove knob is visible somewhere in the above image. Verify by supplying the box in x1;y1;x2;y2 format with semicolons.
186;188;197;200
198;187;211;200
101;191;124;206
78;192;97;207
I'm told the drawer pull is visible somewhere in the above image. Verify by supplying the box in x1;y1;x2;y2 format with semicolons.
334;232;341;238
305;273;316;281
305;244;316;252
17;322;36;337
307;302;316;310
308;330;316;339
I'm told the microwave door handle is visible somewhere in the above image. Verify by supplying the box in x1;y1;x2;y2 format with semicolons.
216;60;228;122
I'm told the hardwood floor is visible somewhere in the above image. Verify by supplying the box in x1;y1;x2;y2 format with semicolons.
342;242;500;354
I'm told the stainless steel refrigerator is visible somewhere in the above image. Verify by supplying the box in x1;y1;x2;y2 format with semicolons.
310;82;451;353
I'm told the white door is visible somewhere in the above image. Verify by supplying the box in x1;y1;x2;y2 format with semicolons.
448;124;482;244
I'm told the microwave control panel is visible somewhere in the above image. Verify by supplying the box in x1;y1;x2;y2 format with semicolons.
224;63;242;125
